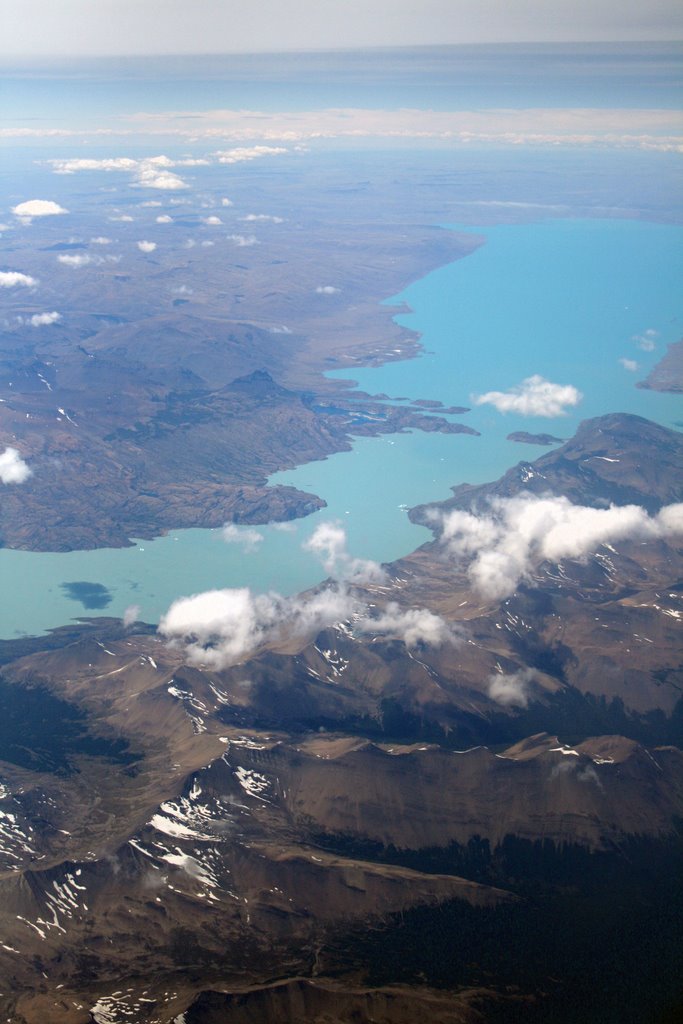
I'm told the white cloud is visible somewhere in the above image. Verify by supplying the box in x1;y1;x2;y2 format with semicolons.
109;214;134;222
137;166;188;191
159;584;356;670
214;145;288;164
122;604;141;628
155;214;173;223
227;234;258;247
304;521;347;573
140;200;163;207
0;447;31;484
474;374;582;417
487;668;535;707
241;213;284;223
221;197;233;206
90;235;112;244
632;328;659;352
172;284;193;295
201;240;214;247
222;523;264;552
201;215;222;225
357;602;458;648
137;240;157;253
51;157;138;174
159;515;467;669
160;523;460;667
316;285;340;295
11;199;67;220
57;253;92;268
437;494;683;601
7;108;683;152
27;311;61;326
0;270;37;287
110;107;683;153
50;155;189;191
619;357;639;372
303;521;385;584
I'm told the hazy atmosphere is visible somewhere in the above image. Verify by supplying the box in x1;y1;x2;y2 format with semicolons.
2;0;683;55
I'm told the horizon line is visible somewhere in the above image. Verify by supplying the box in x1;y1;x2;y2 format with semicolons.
1;39;682;61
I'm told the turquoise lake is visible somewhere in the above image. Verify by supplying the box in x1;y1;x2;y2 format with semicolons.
1;217;681;639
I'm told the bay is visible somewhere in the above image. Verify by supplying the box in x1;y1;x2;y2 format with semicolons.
1;217;681;639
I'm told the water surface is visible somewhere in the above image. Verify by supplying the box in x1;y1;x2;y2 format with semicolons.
1;217;681;638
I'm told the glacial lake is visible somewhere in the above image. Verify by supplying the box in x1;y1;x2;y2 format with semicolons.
1;218;681;639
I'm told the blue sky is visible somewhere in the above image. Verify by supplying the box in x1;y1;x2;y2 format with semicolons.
2;0;682;56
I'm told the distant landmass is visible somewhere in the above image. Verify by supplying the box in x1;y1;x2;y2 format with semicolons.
506;430;563;445
637;337;683;393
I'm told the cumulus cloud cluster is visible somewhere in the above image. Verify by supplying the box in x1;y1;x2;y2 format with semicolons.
474;375;582;417
633;328;658;351
137;240;157;253
160;521;455;668
487;667;536;707
57;253;92;268
0;271;37;288
316;285;340;295
214;145;288;164
0;447;31;484
241;213;284;223
160;585;355;670
357;602;458;648
227;234;258;247
303;521;386;584
156;214;173;224
49;155;195;191
437;493;683;600
23;311;61;326
12;199;67;220
47;149;286;190
619;357;639;372
57;252;120;269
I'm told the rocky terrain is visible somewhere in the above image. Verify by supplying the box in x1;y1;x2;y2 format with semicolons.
506;431;564;446
0;413;681;1022
0;321;477;551
638;337;683;393
0;162;482;552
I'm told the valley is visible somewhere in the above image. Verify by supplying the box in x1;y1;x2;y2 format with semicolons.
0;413;681;1022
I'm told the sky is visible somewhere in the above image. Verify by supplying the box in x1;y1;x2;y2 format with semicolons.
1;0;682;57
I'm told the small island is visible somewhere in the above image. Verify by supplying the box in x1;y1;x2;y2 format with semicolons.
507;430;564;446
